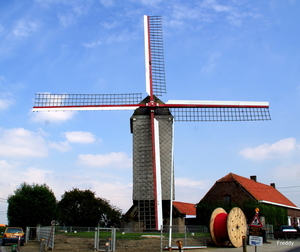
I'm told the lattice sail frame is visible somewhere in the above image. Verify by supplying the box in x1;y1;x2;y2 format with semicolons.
144;16;166;96
33;93;142;110
32;15;271;231
33;93;271;121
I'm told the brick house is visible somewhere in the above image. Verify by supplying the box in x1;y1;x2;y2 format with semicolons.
172;201;197;225
196;173;300;227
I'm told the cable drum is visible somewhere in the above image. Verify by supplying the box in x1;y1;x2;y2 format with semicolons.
210;207;247;247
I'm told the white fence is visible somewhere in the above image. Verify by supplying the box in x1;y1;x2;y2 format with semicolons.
25;225;207;251
39;226;55;250
265;224;274;240
26;226;55;250
94;227;116;252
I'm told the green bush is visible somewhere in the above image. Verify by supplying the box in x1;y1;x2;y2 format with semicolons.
196;200;287;229
0;226;6;238
242;200;287;228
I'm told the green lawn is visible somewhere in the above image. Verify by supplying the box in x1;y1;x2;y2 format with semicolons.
57;231;207;240
58;231;161;239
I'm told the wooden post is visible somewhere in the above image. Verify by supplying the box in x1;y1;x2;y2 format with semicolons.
176;240;183;252
242;236;247;252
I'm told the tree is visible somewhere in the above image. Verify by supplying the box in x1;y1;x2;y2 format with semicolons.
7;182;57;229
57;188;122;227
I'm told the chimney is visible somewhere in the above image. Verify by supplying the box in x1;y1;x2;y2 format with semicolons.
250;175;257;182
270;183;276;188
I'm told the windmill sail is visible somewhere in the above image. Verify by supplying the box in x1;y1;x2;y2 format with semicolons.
154;118;163;228
165;100;270;121
144;15;166;98
143;15;167;230
32;93;142;111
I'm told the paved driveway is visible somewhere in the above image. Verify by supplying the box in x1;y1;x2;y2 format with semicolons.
189;240;300;252
1;238;300;252
0;239;10;252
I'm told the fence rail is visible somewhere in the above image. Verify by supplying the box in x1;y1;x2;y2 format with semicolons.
26;225;207;251
39;226;55;250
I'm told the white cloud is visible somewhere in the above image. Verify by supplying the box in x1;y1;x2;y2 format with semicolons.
49;141;72;152
30;110;77;124
83;30;138;48
0;160;24;191
83;40;102;48
205;0;232;13
200;52;221;75
77;152;132;168
239;137;298;161
48;172;132;208
99;0;114;7
23;167;54;184
93;182;132;211
0;93;15;110
0;128;48;158
57;13;76;27
54;1;92;27
273;163;300;180
175;177;210;189
101;20;119;29
170;4;203;25
12;19;40;37
175;177;211;204
167;1;260;31
138;0;163;6
48;131;97;152
199;0;261;27
63;131;96;143
0;160;19;173
72;3;90;16
0;76;6;86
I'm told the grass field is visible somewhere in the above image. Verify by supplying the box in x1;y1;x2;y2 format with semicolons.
57;230;207;240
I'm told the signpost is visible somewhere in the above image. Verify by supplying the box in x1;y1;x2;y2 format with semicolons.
249;236;263;246
249;208;263;252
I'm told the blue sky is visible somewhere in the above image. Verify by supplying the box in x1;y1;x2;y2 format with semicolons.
0;0;300;225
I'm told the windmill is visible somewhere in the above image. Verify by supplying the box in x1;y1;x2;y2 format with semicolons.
32;15;270;231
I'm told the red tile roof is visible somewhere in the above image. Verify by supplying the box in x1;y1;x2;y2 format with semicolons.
218;173;297;208
173;201;196;215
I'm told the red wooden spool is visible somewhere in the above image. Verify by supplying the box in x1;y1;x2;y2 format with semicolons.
210;207;247;248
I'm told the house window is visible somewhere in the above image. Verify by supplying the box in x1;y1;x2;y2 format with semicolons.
223;195;231;205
